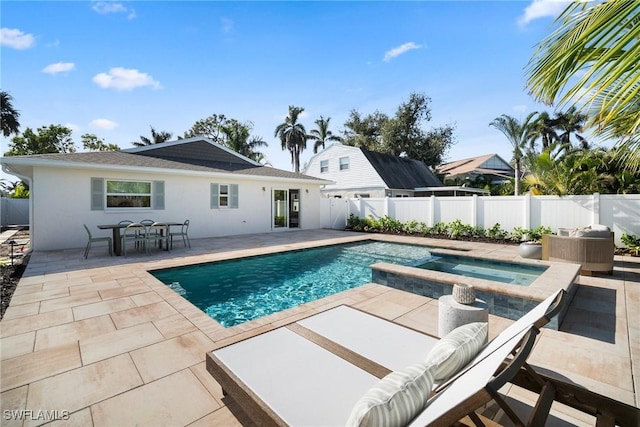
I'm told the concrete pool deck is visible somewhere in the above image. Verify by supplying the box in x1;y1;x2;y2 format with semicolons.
0;229;638;426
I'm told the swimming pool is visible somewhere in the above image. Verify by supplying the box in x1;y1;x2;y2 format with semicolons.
152;241;431;327
415;254;546;286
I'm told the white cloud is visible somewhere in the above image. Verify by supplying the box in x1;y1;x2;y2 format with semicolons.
383;42;421;62
92;2;136;20
89;118;118;130
0;28;35;50
518;0;571;26
513;105;527;113
42;62;75;74
221;17;234;34
65;123;81;133
92;67;162;91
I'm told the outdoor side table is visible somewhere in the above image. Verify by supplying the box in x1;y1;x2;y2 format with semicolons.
438;295;489;338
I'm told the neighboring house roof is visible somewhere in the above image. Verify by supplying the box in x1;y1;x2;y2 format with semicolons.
437;153;514;178
361;149;443;189
1;137;328;183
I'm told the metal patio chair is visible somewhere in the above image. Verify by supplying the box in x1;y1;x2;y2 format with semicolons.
83;224;112;259
170;219;191;249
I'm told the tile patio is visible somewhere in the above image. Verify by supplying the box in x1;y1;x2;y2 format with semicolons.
0;229;638;426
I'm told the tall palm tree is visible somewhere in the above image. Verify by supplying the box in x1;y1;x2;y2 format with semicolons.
553;107;589;152
489;113;538;195
526;1;640;173
133;126;173;147
220;121;267;162
529;111;557;152
309;116;341;153
274;106;308;173
1;91;21;137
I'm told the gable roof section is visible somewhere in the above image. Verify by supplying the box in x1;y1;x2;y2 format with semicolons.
438;153;514;177
124;137;261;169
1;138;327;182
361;149;442;189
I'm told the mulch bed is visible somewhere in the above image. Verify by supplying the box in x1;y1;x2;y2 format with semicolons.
1;229;30;320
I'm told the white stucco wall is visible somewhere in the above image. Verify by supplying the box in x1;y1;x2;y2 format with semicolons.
31;166;323;251
304;144;387;197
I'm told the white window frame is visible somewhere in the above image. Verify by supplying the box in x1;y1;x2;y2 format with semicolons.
105;179;152;209
339;156;350;171
320;160;329;173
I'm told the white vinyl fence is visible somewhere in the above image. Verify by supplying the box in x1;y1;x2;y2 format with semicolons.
1;197;29;228
320;193;640;247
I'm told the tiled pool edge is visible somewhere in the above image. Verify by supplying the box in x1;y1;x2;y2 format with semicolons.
371;259;580;330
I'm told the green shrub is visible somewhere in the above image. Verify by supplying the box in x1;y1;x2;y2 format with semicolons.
621;233;640;255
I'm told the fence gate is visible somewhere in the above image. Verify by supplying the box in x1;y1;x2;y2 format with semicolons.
327;198;348;229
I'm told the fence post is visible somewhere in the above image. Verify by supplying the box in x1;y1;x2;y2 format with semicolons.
471;195;478;227
524;194;531;229
430;195;436;227
384;197;389;217
592;192;600;225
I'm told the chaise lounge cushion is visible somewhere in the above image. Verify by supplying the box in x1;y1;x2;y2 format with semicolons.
425;322;488;381
346;362;435;427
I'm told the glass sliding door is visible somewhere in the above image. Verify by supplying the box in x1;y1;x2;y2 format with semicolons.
273;189;288;228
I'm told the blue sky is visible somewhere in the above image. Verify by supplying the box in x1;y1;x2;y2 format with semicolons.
1;0;574;177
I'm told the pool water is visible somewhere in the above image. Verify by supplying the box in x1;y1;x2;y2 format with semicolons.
416;254;546;286
151;241;431;327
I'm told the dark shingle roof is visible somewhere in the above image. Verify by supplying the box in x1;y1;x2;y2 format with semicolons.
7;139;325;182
361;149;443;189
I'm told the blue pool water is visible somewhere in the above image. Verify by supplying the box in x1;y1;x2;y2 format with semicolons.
416;254;546;286
152;241;431;327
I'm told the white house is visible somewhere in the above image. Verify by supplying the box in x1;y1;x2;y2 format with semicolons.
303;144;444;198
0;137;330;251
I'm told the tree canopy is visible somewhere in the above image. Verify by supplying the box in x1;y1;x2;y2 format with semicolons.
341;92;456;167
133;126;173;147
81;134;120;151
1;91;21;137
5;125;76;156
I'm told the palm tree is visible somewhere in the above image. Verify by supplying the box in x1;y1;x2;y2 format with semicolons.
553;107;589;153
220;121;267;162
489;113;538;195
309;116;341;154
526;1;640;173
1;91;21;137
133;126;173;147
274;106;308;173
529;111;557;152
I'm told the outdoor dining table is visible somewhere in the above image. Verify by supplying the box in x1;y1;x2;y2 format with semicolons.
97;222;183;256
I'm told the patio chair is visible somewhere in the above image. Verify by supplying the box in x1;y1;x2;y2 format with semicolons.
169;219;190;249
83;224;112;259
146;222;170;253
121;222;147;257
207;290;583;426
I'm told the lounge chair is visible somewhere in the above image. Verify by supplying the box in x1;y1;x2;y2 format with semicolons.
208;290;639;426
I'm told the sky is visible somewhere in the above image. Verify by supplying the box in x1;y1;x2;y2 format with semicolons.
1;0;577;180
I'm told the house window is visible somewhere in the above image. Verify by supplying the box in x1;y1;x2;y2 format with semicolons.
320;160;329;173
339;157;349;171
211;183;239;208
219;184;229;207
106;180;151;208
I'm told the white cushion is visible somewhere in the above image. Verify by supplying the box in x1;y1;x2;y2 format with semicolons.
346;362;435;427
574;229;611;238
425;322;488;381
590;224;610;231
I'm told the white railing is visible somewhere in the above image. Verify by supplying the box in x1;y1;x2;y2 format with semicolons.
320;193;640;246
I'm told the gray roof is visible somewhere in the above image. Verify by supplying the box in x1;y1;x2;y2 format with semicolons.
361;149;443;189
4;138;326;182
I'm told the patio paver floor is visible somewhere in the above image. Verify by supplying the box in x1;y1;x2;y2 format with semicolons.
0;229;638;426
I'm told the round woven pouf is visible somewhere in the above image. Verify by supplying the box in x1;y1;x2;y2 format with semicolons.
452;283;476;305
